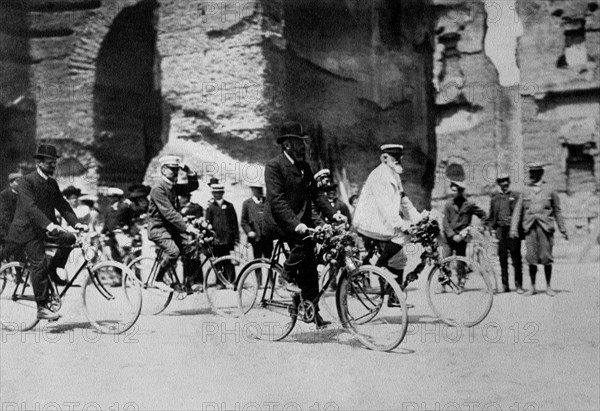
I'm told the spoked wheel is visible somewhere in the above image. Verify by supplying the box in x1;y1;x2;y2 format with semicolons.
317;265;340;324
0;262;39;332
236;262;297;341
203;255;246;317
336;265;408;352
128;256;173;315
82;261;142;334
426;256;494;327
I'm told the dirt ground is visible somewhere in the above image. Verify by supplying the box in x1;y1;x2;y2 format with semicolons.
1;239;599;411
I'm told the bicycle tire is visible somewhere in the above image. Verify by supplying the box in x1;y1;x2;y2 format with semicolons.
0;262;39;332
336;265;408;352
203;254;245;317
127;255;173;315
236;261;297;342
81;261;142;334
426;256;494;327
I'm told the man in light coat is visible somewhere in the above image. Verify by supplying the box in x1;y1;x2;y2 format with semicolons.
353;144;421;299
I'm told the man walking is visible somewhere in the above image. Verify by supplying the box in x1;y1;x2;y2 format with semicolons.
263;121;340;328
511;163;568;296
7;144;87;320
487;174;523;293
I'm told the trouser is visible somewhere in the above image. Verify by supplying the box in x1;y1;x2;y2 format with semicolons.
153;235;191;283
525;223;554;265
444;237;467;278
0;241;25;262
250;239;274;260
22;232;76;306
282;237;319;303
496;226;523;288
212;243;236;283
105;234;122;263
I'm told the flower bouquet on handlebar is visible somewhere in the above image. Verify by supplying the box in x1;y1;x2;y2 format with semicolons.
311;223;360;269
185;217;217;261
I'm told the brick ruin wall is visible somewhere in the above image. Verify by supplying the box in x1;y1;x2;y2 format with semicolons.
0;0;598;218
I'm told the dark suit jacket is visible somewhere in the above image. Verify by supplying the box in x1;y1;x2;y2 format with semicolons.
206;199;239;246
487;191;520;228
148;175;199;240
7;171;78;244
103;201;134;233
511;182;567;235
442;197;487;239
0;188;18;241
241;197;266;242
263;153;334;239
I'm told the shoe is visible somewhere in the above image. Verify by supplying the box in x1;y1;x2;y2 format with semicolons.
515;287;524;294
546;287;556;297
278;276;301;294
49;271;69;287
315;313;331;329
37;306;61;321
502;286;510;293
388;293;401;307
524;287;536;296
153;281;172;293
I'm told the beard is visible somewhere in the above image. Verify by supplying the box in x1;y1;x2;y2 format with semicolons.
392;163;403;175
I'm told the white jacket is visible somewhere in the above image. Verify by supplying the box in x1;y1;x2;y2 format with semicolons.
353;163;420;244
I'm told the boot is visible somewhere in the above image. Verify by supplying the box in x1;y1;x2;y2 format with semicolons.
37;306;61;321
314;312;331;329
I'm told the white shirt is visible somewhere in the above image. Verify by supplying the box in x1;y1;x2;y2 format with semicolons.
37;167;49;180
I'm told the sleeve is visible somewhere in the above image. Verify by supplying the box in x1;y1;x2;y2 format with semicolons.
551;191;567;234
471;202;487;222
53;181;78;227
313;190;335;223
241;201;252;234
0;193;10;239
510;194;524;235
376;180;407;231
340;202;352;224
19;178;52;229
229;205;239;242
400;195;420;224
443;202;456;238
486;196;495;228
151;187;187;234
265;162;302;233
174;173;199;196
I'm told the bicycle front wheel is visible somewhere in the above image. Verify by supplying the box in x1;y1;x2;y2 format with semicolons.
236;262;297;341
82;261;142;334
337;265;408;352
128;256;173;315
204;255;246;317
0;262;39;332
426;256;494;327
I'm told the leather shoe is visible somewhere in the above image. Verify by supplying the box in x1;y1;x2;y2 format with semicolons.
278;276;301;294
515;287;524;294
524;287;536;296
546;287;556;297
49;271;69;287
315;313;331;329
37;306;61;321
502;286;510;293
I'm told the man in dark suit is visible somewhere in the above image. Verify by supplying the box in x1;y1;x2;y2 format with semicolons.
205;183;239;284
263;121;340;328
102;187;131;262
0;172;23;262
179;192;204;220
324;183;352;224
7;144;87;320
241;182;272;260
148;156;199;291
511;163;568;296
487;174;523;293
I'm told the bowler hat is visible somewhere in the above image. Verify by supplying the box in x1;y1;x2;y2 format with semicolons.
62;185;83;198
276;121;309;144
34;144;59;160
208;177;220;187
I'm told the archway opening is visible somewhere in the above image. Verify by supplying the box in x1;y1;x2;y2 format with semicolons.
93;0;168;186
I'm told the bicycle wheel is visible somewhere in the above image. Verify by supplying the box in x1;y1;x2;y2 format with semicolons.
426;256;494;327
317;265;340;324
82;261;142;334
0;262;39;332
203;254;245;317
236;262;297;341
336;265;408;352
128;256;173;315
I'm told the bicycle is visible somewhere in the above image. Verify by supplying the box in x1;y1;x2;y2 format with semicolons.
461;226;502;293
127;221;246;317
0;231;142;334
236;224;408;352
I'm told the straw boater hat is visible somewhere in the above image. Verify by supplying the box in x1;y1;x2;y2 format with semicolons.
449;180;466;190
106;187;124;197
528;162;547;172
8;172;22;182
248;182;264;189
211;183;225;193
276;121;309;144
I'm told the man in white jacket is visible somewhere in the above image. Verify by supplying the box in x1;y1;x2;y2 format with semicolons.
353;144;421;291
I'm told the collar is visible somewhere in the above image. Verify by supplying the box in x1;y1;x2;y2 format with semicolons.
161;176;174;188
215;199;224;206
37;167;49;180
532;180;542;187
283;151;295;165
10;188;18;195
252;196;263;204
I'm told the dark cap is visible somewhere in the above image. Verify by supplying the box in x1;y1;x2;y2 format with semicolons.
62;185;83;198
128;184;151;199
528;162;546;172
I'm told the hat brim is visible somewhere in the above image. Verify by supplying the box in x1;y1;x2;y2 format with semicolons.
276;134;309;144
34;153;59;160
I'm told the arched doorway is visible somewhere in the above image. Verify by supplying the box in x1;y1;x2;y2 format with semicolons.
93;0;168;186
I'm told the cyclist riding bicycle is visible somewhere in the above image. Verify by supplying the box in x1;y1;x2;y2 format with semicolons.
353;144;421;303
148;155;200;292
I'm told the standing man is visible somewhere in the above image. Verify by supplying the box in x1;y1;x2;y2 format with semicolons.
179;192;204;220
487;174;523;293
7;144;87;320
0;172;23;261
511;163;568;296
353;144;421;299
263;121;340;328
241;182;272;260
324;182;352;224
205;183;239;284
148;156;199;291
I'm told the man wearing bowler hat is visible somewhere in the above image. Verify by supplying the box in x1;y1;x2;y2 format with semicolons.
7;144;88;320
148;155;199;291
263;121;341;328
0;172;23;262
487;173;523;293
511;163;568;296
241;182;272;262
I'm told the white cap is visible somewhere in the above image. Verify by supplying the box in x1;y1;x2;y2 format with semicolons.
380;144;404;153
159;155;182;168
107;187;124;197
314;169;331;180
